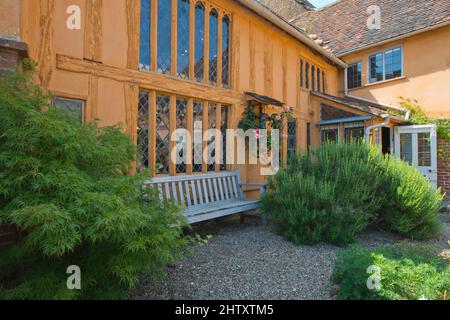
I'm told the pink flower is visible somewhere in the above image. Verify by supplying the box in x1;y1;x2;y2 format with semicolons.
275;115;281;121
255;129;261;140
282;133;288;139
283;106;291;113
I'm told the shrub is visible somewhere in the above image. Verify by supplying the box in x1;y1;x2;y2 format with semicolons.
262;142;443;245
0;69;188;299
332;244;450;300
380;155;443;239
262;142;386;245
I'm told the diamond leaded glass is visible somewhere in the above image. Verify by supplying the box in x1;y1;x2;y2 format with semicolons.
156;95;170;174
287;120;297;162
177;0;190;79
220;106;228;171
137;92;149;172
222;16;230;88
209;10;218;85
193;101;203;172
176;98;188;173
194;3;205;82
157;0;172;74
139;0;151;71
207;103;217;171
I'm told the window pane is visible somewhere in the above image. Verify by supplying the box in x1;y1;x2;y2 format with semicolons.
400;133;413;165
347;61;362;89
53;97;84;123
300;60;303;87
305;63;309;89
177;0;190;79
418;133;431;167
344;126;364;143
209;10;218;85
220;106;229;171
369;53;383;83
207;103;217;171
385;47;402;80
287;120;297;162
139;0;150;70
194;2;205;82
156;95;170;174
193;101;203;172
311;65;315;90
137;92;149;172
317;68;321;92
176;98;188;173
321;125;339;143
322;71;325;93
222;16;230;88
157;0;171;74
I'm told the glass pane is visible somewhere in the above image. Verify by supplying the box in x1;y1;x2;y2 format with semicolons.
321;129;339;143
176;98;187;173
287;121;297;161
317;68;321;92
209;10;218;85
344;126;365;142
157;0;172;74
222;16;230;88
220;105;228;171
137;92;149;172
311;65;315;91
369;53;383;83
418;133;431;167
53;97;84;123
207;103;217;171
305;63;309;89
193;101;203;173
156;95;170;174
322;71;325;93
139;0;150;70
347;61;362;89
194;3;205;82
177;0;190;79
400;133;413;165
385;47;402;80
300;60;303;87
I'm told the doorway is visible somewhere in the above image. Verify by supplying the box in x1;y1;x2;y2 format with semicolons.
381;127;392;155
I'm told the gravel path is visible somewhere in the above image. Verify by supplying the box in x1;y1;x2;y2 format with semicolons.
130;213;450;300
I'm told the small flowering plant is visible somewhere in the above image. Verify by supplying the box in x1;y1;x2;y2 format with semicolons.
238;103;293;152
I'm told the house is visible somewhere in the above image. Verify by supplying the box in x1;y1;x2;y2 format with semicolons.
291;0;450;198
0;0;448;210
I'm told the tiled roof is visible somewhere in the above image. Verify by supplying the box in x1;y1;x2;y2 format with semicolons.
290;0;450;55
255;0;315;20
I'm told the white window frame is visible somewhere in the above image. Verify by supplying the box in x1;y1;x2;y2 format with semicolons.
367;45;403;84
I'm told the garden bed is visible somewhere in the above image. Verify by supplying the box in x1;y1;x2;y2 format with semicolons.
130;214;449;300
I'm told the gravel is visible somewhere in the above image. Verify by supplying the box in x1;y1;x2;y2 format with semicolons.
130;213;450;300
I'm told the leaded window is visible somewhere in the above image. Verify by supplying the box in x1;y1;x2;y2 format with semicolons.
176;98;188;173
321;125;339;143
311;65;315;91
207;103;217;171
194;2;205;82
139;0;150;70
305;63;309;89
177;0;190;79
157;0;172;74
300;60;304;88
53;97;84;124
193;101;203;172
287;120;297;162
220;106;228;171
222;16;230;88
322;71;325;93
347;61;362;89
137;92;150;172
369;53;383;83
344;122;365;142
209;9;218;85
317;68;321;92
156;95;170;174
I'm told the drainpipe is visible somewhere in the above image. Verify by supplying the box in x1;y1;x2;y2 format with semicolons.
365;114;390;146
344;67;411;120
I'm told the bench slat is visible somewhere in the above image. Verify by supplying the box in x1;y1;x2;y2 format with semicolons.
172;182;178;204
191;180;198;206
202;179;209;204
178;181;185;207
184;180;192;207
207;178;214;203
196;180;204;205
223;177;230;200
213;178;220;202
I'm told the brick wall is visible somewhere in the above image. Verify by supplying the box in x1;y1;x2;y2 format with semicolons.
438;138;450;200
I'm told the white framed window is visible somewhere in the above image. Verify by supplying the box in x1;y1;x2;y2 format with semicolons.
368;46;403;83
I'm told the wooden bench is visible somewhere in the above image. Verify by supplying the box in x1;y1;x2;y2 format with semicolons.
145;170;266;224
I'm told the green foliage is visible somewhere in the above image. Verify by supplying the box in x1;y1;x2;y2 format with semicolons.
0;70;188;299
332;244;450;300
262;142;443;246
397;97;450;139
262;142;386;245
380;155;443;239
